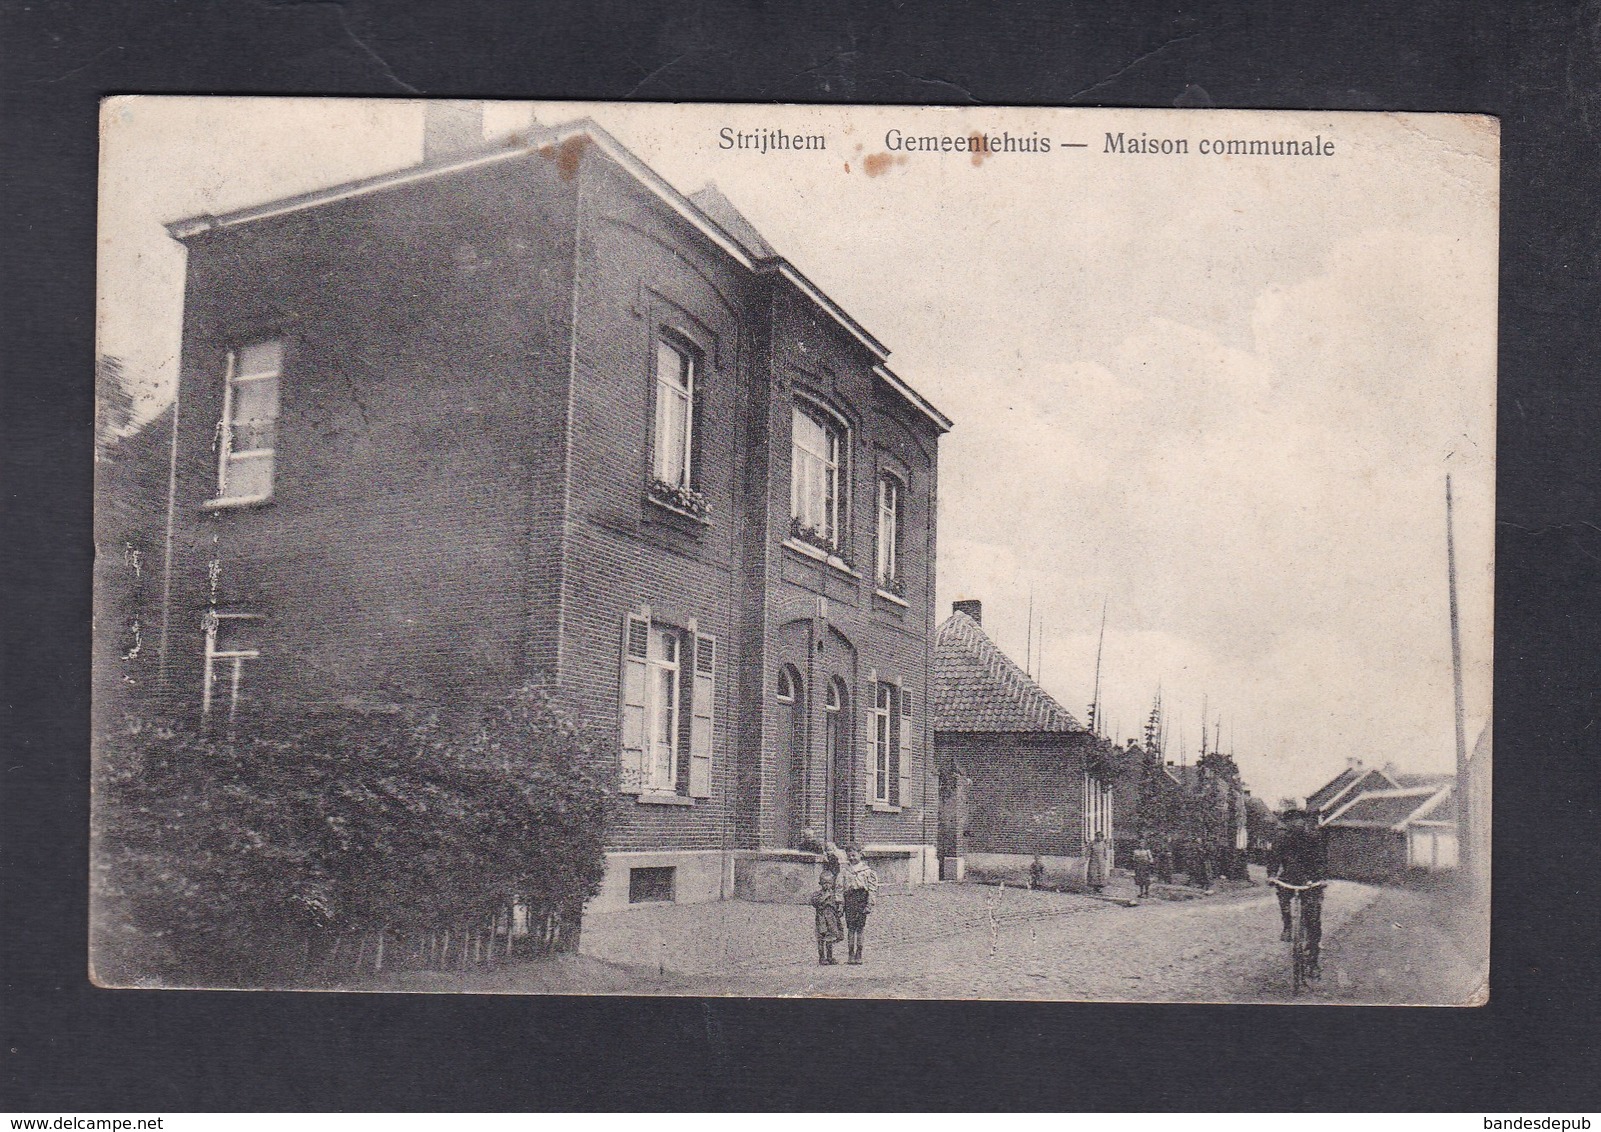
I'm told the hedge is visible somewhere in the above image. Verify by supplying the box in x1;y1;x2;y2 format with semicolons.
92;683;611;987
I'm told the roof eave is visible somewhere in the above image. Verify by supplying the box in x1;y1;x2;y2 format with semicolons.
874;364;953;434
166;115;953;438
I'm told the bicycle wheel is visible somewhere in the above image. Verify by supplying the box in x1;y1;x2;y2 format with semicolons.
1290;902;1307;994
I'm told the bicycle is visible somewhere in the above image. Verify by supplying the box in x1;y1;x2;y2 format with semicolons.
1269;877;1327;994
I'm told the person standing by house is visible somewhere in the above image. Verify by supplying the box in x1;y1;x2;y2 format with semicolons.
1131;835;1155;898
1086;832;1111;894
1157;838;1175;885
840;846;879;964
809;871;843;965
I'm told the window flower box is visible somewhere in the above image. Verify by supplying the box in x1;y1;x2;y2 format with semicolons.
789;517;850;565
648;478;712;520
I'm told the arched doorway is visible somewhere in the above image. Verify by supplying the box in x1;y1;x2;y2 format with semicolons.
774;664;805;847
824;676;852;847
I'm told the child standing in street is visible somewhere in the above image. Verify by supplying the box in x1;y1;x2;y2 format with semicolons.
810;872;843;964
840;846;879;964
1132;836;1155;898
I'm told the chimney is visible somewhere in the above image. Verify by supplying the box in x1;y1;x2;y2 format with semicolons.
952;599;982;625
1346;756;1363;770
423;101;485;163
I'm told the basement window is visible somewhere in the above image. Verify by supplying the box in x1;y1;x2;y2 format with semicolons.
628;866;676;904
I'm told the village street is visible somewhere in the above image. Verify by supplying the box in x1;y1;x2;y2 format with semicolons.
383;873;1484;1004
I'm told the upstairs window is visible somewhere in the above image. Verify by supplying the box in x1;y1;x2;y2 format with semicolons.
652;337;695;489
217;340;282;502
202;610;261;724
876;474;902;587
791;405;843;549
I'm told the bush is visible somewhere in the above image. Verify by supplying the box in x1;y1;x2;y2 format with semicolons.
92;683;611;987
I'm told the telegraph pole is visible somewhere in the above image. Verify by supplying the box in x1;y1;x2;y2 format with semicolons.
1447;475;1471;878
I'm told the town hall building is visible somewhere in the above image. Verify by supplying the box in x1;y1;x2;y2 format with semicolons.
148;106;951;914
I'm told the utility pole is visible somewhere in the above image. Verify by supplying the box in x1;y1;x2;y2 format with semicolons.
1026;589;1035;678
1088;598;1107;736
1447;475;1471;879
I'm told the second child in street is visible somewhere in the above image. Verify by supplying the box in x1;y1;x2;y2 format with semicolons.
840;846;879;964
809;872;843;964
1132;836;1155;898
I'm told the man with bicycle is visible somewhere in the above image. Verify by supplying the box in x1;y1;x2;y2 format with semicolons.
1268;806;1329;978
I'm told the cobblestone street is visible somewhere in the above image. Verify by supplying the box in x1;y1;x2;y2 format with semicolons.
380;873;1486;1004
553;873;1393;1002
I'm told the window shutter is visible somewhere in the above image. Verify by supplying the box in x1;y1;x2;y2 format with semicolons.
897;683;913;809
618;610;650;794
688;632;715;798
862;668;878;809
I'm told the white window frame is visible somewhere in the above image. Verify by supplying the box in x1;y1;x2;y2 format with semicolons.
876;474;901;585
645;625;683;792
791;402;846;548
215;340;283;504
652;336;695;489
873;681;896;804
202;610;261;723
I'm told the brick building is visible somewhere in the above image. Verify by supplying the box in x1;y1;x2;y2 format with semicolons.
145;108;950;914
931;601;1116;885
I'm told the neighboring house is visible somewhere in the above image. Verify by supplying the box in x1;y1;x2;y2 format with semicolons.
931;600;1115;884
143;106;951;915
1322;784;1458;882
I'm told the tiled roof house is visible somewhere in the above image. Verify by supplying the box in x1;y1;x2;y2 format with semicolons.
932;601;1114;883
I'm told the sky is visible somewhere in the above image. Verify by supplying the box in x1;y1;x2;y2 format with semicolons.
98;99;1497;806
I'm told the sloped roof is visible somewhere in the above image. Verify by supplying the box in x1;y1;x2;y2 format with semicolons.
1411;788;1457;823
932;611;1082;733
1315;766;1401;818
1307;767;1363;812
689;184;777;260
162;116;951;435
1326;786;1450;830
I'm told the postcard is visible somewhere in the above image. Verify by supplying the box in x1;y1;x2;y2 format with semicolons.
93;99;1495;1002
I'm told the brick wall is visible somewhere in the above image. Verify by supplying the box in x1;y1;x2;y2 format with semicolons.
936;731;1094;858
162;156;578;714
757;286;941;855
559;153;760;854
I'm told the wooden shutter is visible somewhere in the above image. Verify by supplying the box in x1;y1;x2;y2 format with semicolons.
688;631;715;798
618;609;650;794
897;681;913;809
862;668;879;809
